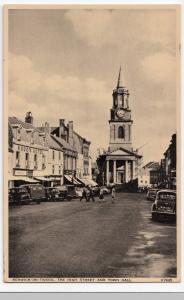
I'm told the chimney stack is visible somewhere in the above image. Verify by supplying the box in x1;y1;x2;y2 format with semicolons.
67;121;74;146
25;112;33;124
59;119;65;126
59;119;66;139
44;122;50;134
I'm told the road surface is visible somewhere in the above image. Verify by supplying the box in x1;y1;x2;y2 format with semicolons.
9;192;176;279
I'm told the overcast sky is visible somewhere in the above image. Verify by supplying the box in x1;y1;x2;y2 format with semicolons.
8;7;179;163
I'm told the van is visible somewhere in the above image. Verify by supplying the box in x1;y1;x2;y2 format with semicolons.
20;184;46;204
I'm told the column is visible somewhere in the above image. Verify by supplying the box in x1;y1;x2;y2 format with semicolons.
125;160;128;183
132;160;135;180
113;160;116;184
106;160;109;185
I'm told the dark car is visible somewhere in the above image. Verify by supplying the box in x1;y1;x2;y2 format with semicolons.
151;189;176;222
101;186;111;195
91;186;100;197
20;184;46;204
54;185;76;201
45;187;64;202
146;188;159;201
9;187;31;205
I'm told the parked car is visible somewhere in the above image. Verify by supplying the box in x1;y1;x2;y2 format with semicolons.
151;189;176;222
20;184;46;204
91;186;100;196
8;187;31;205
146;188;159;201
55;185;76;201
101;186;111;195
45;187;64;202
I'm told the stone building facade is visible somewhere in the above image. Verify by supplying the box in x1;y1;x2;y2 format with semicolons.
8;113;65;187
8;114;48;187
51;119;92;181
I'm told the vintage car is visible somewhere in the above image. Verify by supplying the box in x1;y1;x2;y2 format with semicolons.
146;188;159;201
91;186;100;196
101;186;111;195
20;184;46;204
151;189;176;222
45;187;64;202
9;187;31;205
54;185;76;201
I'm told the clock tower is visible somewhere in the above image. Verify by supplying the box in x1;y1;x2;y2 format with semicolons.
109;67;133;152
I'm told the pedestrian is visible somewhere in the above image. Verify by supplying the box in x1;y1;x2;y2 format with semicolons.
88;186;95;202
80;186;88;202
99;188;104;201
111;186;116;203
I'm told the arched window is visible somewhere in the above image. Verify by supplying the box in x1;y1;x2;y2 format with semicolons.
118;126;124;139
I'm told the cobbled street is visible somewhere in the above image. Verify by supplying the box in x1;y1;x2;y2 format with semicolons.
9;192;176;279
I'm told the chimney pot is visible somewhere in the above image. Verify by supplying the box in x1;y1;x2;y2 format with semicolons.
25;112;33;124
59;119;65;126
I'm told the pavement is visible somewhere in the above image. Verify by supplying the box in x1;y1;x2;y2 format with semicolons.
9;192;176;279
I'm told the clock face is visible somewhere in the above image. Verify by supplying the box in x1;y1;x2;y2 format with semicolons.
116;109;126;118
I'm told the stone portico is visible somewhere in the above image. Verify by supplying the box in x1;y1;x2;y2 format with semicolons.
106;148;138;185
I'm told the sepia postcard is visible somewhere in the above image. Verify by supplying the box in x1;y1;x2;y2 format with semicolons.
3;4;181;283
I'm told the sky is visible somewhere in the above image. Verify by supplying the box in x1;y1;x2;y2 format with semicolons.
8;7;179;163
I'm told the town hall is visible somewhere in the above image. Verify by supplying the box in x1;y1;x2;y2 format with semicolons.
105;68;142;185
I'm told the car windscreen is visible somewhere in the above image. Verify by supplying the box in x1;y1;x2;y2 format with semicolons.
157;193;176;205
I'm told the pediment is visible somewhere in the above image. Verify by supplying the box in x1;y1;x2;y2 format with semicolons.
110;148;134;156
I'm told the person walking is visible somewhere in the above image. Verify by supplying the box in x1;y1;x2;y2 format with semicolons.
80;186;88;202
88;186;95;202
99;187;104;201
111;186;116;203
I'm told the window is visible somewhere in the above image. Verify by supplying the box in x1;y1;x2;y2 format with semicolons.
42;154;45;170
118;126;124;139
52;150;55;160
31;132;34;144
59;151;61;160
128;125;131;141
119;95;123;107
17;128;21;141
34;154;37;170
52;165;55;175
25;153;29;168
16;151;20;167
59;166;61;175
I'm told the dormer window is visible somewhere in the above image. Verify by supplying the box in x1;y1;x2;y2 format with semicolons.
17;128;21;141
31;132;34;144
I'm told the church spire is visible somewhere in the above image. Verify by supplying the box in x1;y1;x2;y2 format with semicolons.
117;66;122;88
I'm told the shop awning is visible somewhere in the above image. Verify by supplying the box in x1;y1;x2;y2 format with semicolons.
8;176;38;183
48;177;61;181
77;178;89;186
64;175;73;183
86;179;98;187
64;175;81;185
77;178;98;187
34;177;52;182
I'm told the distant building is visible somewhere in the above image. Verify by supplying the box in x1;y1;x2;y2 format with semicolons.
138;162;160;188
44;133;64;186
8;123;14;188
164;133;176;189
51;119;92;181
